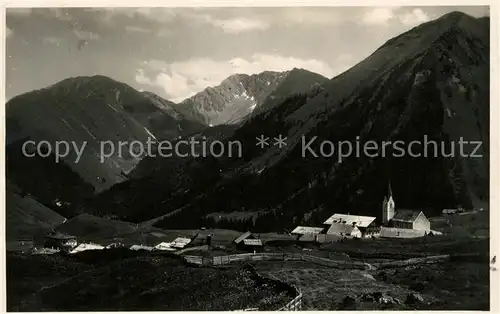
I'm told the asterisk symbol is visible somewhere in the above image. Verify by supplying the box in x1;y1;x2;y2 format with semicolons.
256;135;269;148
273;134;287;148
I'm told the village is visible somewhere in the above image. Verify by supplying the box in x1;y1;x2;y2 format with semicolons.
9;181;489;311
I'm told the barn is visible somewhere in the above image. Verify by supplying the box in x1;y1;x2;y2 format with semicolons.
171;237;192;249
323;213;376;238
233;231;255;245
242;239;263;252
70;243;105;254
326;223;362;238
234;232;263;251
291;226;324;235
44;232;78;252
291;226;324;240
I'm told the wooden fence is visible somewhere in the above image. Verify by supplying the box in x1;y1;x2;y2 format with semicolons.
278;292;302;311
183;252;373;270
374;254;450;269
183;252;452;311
183;252;452;271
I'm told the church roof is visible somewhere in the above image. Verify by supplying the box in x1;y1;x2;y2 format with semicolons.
392;209;424;223
324;213;376;227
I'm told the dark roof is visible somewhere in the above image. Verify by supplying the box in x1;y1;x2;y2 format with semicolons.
234;231;253;244
392;210;423;222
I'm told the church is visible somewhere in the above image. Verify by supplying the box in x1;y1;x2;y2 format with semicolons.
314;182;432;240
381;182;431;233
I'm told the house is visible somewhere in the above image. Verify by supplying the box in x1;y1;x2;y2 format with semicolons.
323;214;376;237
326;223;362;238
171;237;192;249
106;243;124;249
154;242;176;251
298;233;316;242
70;243;105;254
242;239;263;252
130;244;154;251
234;232;262;250
314;234;342;243
44;232;78;252
291;226;324;235
291;226;324;240
233;231;255;245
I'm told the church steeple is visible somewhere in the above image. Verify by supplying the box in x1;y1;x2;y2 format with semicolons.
382;180;395;225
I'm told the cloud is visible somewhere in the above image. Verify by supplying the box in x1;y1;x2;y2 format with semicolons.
41;8;74;21
125;25;152;33
88;7;178;24
73;29;100;40
135;54;334;102
399;8;431;26
209;17;269;33
87;8;341;34
279;8;343;26
41;36;63;45
6;27;13;38
8;8;75;21
6;8;32;16
361;7;397;25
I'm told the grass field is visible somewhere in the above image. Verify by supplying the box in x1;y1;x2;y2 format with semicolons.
7;251;295;311
254;257;489;310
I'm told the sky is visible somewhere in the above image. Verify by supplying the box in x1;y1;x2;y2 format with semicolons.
5;6;489;103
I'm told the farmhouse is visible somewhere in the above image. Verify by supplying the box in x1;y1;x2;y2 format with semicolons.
130;244;154;251
171;237;192;249
233;231;255;244
234;232;263;251
241;239;263;252
291;226;324;236
154;242;176;251
326;222;362;238
291;226;324;240
70;243;105;254
323;213;376;238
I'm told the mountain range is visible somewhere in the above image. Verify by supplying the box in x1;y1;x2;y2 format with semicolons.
176;69;328;126
5;11;490;235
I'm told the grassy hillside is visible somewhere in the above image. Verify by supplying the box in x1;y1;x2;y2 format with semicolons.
7;252;294;311
6;183;66;249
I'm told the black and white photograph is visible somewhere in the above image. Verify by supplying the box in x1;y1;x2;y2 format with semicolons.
4;3;494;311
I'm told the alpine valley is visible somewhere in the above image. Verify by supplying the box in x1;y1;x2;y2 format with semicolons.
6;11;489;233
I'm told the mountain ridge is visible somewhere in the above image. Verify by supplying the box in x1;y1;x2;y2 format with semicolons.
6;75;206;191
88;10;489;230
174;69;328;126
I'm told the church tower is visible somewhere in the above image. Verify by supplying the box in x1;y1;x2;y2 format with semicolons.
382;181;395;225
